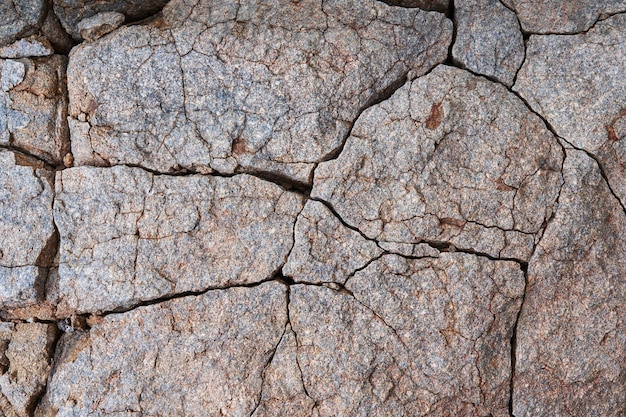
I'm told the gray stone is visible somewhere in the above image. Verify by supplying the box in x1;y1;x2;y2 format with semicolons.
312;65;563;261
0;322;57;417
77;12;125;42
53;0;168;40
66;0;452;183
270;253;524;415
53;166;303;315
379;0;449;13
0;150;55;310
453;0;524;86
502;0;626;33
283;200;382;285
35;282;286;416
0;55;69;165
0;37;53;59
513;149;626;416
0;0;45;47
514;14;626;207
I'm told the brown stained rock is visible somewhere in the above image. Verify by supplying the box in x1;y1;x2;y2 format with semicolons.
77;12;125;42
1;55;69;165
0;150;55;310
269;253;524;416
0;0;46;47
514;14;626;207
53;166;303;315
35;283;286;416
0;323;57;417
379;0;449;13
313;65;563;261
66;0;452;182
513;149;626;416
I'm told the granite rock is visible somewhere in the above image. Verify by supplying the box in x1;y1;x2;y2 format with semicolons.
77;12;125;42
53;165;303;314
313;65;563;261
453;0;524;86
379;0;449;13
1;55;69;165
0;0;46;47
66;0;451;182
0;37;54;59
514;14;626;206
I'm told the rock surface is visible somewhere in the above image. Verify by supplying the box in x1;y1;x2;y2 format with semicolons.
0;38;54;59
453;0;524;86
77;12;125;42
66;0;451;182
0;0;46;47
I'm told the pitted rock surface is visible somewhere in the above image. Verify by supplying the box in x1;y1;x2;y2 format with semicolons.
0;0;46;47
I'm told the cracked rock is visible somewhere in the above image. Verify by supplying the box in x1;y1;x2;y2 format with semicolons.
452;0;524;86
0;37;54;59
77;12;126;42
1;55;69;165
313;65;563;261
513;149;626;416
0;322;57;417
53;165;303;315
66;0;452;182
0;150;55;310
0;0;46;47
36;282;286;416
268;253;524;415
514;13;626;206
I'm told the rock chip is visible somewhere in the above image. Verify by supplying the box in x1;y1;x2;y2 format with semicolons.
66;0;452;182
0;322;57;417
0;37;54;59
36;283;286;416
513;149;626;416
269;253;524;415
0;150;55;310
502;0;626;33
77;12;125;42
0;0;46;47
1;55;69;164
53;166;303;314
313;65;563;261
452;0;524;86
514;14;626;206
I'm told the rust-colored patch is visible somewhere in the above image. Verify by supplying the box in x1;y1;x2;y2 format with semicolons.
231;137;247;156
439;217;466;228
494;177;516;192
606;107;626;142
425;103;443;130
152;16;171;30
607;125;619;142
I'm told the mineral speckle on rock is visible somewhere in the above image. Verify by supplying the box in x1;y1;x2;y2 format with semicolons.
77;12;125;42
0;0;46;47
0;38;54;59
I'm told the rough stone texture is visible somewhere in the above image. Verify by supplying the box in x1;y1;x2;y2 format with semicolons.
269;253;524;416
0;0;46;47
1;55;69;165
77;12;125;42
515;14;626;206
0;150;55;310
53;165;303;315
0;38;54;59
502;0;626;34
313;65;563;261
513;149;626;416
36;282;286;417
53;0;169;41
379;0;449;13
452;0;524;86
67;0;452;182
0;322;57;417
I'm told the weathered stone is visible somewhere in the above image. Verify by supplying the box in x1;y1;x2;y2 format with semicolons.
0;150;55;310
0;322;57;417
502;0;626;33
53;0;168;40
0;37;53;59
67;0;452;182
514;14;626;206
313;65;563;261
283;200;382;285
452;0;524;86
40;10;74;55
1;55;69;164
379;0;449;13
53;166;303;314
0;0;46;47
269;253;524;415
513;149;626;416
36;282;286;416
77;12;125;42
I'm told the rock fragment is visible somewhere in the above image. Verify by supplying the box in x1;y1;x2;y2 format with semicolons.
67;0;452;182
53;166;303;314
379;0;449;13
1;55;69;164
513;149;626;416
0;38;53;59
313;65;563;261
452;0;524;86
36;283;286;416
0;0;46;47
0;150;55;310
77;12;125;42
514;14;626;206
0;322;57;417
